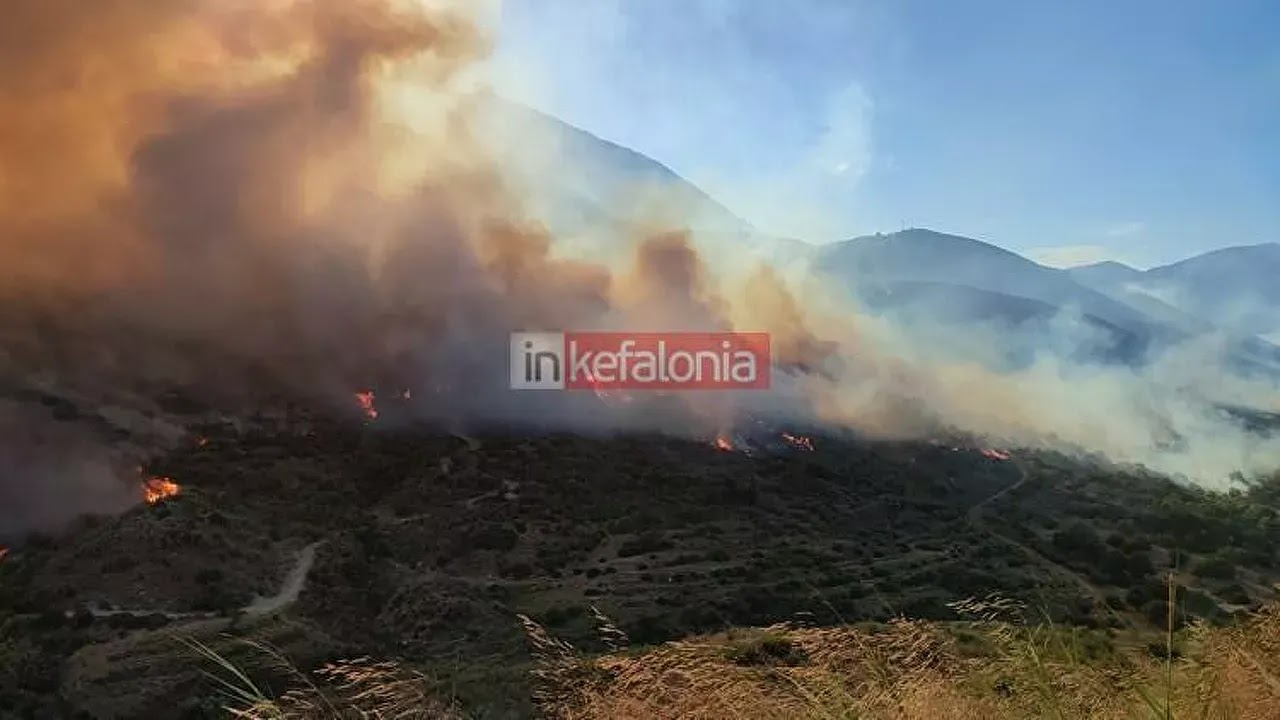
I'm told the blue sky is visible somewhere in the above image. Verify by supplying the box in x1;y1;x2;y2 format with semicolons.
492;0;1280;269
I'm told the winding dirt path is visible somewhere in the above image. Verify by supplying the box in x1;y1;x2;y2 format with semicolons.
81;434;481;621
244;540;323;616
75;540;324;623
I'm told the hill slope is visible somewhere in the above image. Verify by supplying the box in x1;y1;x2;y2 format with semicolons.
2;412;1278;717
1142;243;1280;338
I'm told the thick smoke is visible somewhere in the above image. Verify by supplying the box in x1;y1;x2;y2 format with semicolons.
0;0;1276;533
0;0;774;532
0;401;141;537
2;0;651;397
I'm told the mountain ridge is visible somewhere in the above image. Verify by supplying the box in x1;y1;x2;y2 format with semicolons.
494;106;1279;372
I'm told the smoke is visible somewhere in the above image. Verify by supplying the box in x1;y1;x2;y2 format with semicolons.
0;0;1276;534
791;285;1280;485
0;0;778;532
2;0;599;393
0;401;139;537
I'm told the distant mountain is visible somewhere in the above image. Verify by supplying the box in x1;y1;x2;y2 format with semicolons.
1068;261;1144;288
491;101;751;234
1068;263;1215;336
485;106;1279;376
1143;243;1280;338
810;229;1178;367
1070;244;1280;344
810;229;1280;374
815;229;1155;332
856;280;1150;367
480;100;801;272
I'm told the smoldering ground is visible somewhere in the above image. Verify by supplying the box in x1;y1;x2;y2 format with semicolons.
0;0;1277;534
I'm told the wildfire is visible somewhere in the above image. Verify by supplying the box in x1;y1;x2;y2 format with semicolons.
714;435;734;452
781;432;815;452
981;448;1013;462
0;546;8;563
354;391;378;421
143;476;182;505
195;436;210;448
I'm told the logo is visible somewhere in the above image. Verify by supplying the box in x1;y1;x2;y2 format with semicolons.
510;332;771;391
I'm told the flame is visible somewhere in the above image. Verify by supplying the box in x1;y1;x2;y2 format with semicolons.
981;448;1012;461
714;435;734;452
0;546;8;563
195;436;210;448
143;476;181;504
781;432;815;451
354;391;379;421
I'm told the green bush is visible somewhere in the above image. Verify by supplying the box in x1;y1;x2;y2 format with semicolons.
1193;555;1237;581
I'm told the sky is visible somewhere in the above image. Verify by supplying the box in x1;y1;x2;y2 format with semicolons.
491;0;1280;269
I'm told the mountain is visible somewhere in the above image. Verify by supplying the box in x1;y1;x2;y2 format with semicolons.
488;101;751;235
481;100;807;272
803;229;1280;375
815;229;1156;330
855;280;1150;367
809;229;1181;367
1070;245;1280;365
1067;260;1144;287
1068;263;1215;336
1073;244;1280;339
487;106;1277;374
1143;243;1280;339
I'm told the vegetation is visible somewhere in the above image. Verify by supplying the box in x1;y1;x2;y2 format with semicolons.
192;585;1280;719
2;416;1278;717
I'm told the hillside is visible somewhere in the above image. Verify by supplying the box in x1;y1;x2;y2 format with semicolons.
854;280;1151;367
2;403;1278;717
809;230;1175;369
481;100;804;272
487;103;1278;376
803;229;1280;377
1067;260;1145;288
1072;244;1280;337
815;229;1153;331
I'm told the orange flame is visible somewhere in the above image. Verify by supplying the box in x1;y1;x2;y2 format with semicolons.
143;476;181;504
354;390;378;421
781;432;815;451
714;435;734;452
981;448;1012;461
0;546;9;563
195;436;210;448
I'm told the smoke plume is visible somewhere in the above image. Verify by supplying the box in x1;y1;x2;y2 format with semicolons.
0;0;1276;534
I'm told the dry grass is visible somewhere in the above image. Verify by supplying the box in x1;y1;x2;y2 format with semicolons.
192;595;1280;719
524;594;1280;720
186;638;464;719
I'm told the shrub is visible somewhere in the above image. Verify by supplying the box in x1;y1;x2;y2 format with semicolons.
1194;555;1237;581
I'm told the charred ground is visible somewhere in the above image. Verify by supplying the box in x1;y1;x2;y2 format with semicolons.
1;399;1279;718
